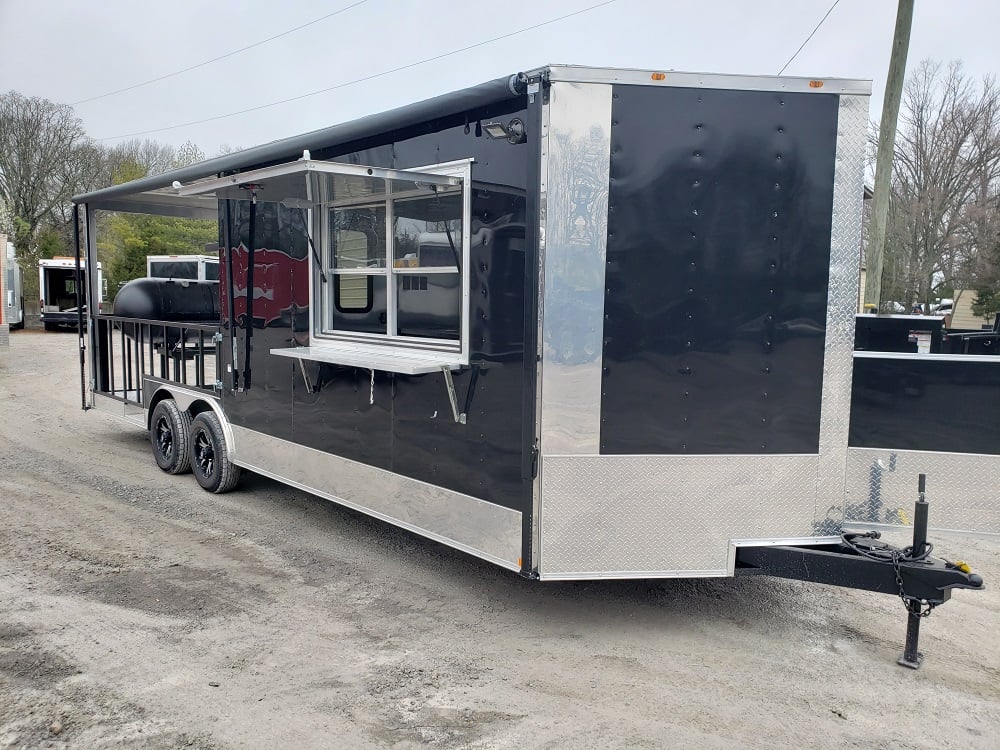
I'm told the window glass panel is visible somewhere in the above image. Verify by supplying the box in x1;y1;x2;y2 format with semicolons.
336;274;371;312
205;262;219;281
319;172;387;204
331;206;386;269
149;261;198;279
392;188;462;269
395;272;460;341
330;274;386;334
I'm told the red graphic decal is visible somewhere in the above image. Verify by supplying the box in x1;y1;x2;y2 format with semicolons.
221;245;310;325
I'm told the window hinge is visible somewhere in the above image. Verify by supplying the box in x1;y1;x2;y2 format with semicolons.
213;332;224;344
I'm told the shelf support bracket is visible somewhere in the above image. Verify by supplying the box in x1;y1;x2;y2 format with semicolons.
441;367;466;424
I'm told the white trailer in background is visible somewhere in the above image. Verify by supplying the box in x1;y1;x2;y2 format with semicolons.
1;238;24;345
3;240;24;328
39;256;103;331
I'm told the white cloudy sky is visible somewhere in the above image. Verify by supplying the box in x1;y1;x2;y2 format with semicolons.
1;0;997;155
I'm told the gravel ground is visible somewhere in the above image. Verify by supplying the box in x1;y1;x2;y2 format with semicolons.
1;331;998;749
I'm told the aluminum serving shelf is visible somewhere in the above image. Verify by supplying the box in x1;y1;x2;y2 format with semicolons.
270;345;460;375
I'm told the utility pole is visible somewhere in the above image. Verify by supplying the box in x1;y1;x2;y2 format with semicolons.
864;0;914;311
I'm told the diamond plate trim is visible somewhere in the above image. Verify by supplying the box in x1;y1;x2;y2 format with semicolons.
539;455;822;575
845;448;1000;534
816;94;869;527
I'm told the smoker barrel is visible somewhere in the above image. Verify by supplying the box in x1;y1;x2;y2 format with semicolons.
112;278;220;348
113;278;219;322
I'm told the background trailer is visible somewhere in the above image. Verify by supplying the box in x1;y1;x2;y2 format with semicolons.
73;66;981;666
39;256;103;331
1;236;25;343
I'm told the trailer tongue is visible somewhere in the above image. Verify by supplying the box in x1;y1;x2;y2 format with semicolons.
736;475;983;668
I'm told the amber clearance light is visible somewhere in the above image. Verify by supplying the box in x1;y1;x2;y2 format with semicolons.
651;72;666;81
809;80;824;88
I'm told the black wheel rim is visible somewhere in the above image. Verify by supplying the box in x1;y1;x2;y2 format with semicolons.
155;415;173;459
194;429;214;477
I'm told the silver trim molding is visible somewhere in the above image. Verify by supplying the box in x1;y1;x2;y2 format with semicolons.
91;393;144;427
854;351;1000;364
230;425;523;570
727;536;843;576
538;81;612;456
815;93;869;529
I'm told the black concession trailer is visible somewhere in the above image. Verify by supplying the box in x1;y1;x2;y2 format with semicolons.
73;66;983;667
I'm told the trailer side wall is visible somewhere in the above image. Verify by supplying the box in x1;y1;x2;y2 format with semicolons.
216;96;536;569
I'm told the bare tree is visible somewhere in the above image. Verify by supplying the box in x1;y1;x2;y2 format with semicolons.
105;139;177;184
173;140;206;168
0;91;90;262
879;61;1000;308
1;90;216;311
960;75;1000;292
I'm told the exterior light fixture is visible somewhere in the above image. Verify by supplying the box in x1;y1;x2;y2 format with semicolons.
483;122;509;139
482;118;527;144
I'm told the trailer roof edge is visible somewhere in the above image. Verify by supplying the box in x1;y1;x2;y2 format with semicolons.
539;64;872;95
74;65;872;207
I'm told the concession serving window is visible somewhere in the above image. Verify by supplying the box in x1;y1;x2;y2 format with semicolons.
176;156;473;374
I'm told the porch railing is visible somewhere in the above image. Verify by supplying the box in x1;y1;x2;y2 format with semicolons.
93;315;221;407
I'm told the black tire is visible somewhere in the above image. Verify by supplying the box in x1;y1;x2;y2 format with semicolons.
43;322;58;332
150;399;192;474
189;411;241;493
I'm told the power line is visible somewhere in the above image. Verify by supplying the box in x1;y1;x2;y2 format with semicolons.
96;0;619;141
71;0;370;106
777;0;842;76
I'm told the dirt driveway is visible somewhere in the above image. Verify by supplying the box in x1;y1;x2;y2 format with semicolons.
1;331;998;749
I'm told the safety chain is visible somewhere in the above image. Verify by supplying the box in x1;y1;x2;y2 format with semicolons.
892;550;937;618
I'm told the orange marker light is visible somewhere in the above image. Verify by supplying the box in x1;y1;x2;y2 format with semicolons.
809;80;824;88
651;72;666;81
517;557;522;567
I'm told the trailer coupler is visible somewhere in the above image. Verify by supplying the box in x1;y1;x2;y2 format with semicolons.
735;474;984;669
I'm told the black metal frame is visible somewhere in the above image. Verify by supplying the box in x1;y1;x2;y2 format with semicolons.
736;475;984;669
93;315;221;406
73;204;88;410
735;539;981;602
518;77;546;575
